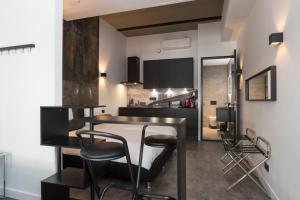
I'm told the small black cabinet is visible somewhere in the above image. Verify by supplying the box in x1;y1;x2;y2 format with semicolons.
143;58;193;89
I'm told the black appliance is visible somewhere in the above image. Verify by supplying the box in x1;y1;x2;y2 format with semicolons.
121;56;143;85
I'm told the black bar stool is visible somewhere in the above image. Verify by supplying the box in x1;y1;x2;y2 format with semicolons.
136;125;177;200
76;130;137;200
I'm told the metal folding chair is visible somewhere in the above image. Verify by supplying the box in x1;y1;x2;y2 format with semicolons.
220;128;256;166
225;136;271;196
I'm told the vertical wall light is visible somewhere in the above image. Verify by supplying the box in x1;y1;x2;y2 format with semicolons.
269;32;283;46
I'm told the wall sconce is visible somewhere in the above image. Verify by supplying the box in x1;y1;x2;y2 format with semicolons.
269;32;283;46
235;68;243;76
100;73;107;78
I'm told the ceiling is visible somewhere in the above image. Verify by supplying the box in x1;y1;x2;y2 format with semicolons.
64;0;224;37
64;0;195;21
102;0;224;36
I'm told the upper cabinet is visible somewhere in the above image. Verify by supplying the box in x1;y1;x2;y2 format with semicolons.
143;60;160;89
143;58;194;89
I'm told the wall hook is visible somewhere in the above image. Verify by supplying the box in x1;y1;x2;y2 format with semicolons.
0;44;35;55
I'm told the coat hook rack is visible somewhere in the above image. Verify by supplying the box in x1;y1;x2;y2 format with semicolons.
0;44;35;55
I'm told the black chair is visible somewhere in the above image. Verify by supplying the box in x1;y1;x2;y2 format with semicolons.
136;125;177;200
76;130;137;200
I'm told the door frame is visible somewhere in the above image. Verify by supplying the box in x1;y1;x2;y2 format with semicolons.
200;51;238;141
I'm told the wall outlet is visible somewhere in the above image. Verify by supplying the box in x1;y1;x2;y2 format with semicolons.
264;163;269;172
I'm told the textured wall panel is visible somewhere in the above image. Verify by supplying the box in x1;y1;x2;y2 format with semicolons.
63;17;99;105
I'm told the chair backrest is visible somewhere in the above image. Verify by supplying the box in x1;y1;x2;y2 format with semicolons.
256;136;271;158
76;130;128;148
245;128;256;143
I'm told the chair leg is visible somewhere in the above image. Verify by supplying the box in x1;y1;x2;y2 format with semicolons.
147;182;152;189
223;153;249;175
222;152;242;171
136;125;148;192
220;153;228;163
85;160;101;199
124;145;138;199
227;157;269;196
99;183;114;200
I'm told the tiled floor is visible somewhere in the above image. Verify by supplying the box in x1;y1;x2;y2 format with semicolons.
203;127;221;140
70;141;269;200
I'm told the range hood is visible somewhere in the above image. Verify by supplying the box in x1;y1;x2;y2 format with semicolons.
120;56;143;85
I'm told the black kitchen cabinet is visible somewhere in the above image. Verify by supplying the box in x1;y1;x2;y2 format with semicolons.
143;58;193;89
159;59;176;89
143;60;160;89
175;58;194;88
119;107;198;140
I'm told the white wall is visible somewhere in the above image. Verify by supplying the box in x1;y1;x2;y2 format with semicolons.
237;0;300;199
0;0;63;199
127;30;198;88
99;19;127;115
198;22;237;58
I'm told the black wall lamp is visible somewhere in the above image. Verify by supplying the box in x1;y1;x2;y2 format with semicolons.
269;32;283;46
100;73;107;78
235;68;243;76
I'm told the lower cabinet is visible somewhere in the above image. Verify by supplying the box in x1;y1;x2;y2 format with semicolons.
119;107;198;140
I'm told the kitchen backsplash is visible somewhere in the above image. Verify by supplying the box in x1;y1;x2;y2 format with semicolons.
127;85;195;107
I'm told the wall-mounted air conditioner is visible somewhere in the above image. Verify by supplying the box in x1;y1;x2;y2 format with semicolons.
162;37;191;50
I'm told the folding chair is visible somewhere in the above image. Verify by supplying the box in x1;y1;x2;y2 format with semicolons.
225;136;271;196
220;128;256;166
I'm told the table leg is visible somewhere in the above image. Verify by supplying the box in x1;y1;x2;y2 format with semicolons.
177;121;187;200
56;147;62;173
89;108;95;143
89;108;95;200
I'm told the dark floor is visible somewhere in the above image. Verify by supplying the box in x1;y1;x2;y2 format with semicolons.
71;141;269;200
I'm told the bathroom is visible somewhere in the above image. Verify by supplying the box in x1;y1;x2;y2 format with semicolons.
202;57;235;140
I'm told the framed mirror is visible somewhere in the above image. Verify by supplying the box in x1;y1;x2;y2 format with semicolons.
245;66;276;101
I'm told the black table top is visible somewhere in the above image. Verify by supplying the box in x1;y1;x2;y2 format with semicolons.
64;105;106;109
41;137;105;149
92;115;186;126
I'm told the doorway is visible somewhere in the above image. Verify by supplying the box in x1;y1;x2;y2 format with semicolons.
200;52;238;141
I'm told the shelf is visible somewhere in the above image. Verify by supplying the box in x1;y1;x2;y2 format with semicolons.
41;167;89;189
64;105;106;109
41;136;105;148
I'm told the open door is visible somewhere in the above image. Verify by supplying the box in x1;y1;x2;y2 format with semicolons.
200;50;240;142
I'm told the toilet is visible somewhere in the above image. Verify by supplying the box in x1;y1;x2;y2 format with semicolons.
209;116;218;129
